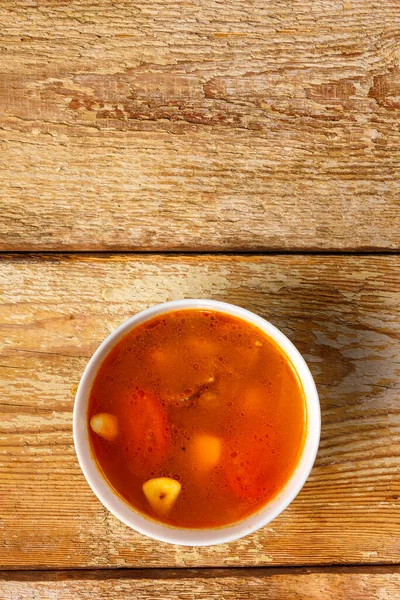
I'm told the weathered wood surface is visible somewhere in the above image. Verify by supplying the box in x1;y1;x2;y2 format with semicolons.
2;567;400;600
0;254;399;568
1;1;400;251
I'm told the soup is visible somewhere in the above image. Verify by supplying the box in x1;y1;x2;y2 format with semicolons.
88;309;306;528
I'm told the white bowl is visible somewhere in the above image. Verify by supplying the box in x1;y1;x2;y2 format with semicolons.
73;299;320;546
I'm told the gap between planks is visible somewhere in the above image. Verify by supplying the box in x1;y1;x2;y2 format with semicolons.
0;250;399;257
1;565;400;580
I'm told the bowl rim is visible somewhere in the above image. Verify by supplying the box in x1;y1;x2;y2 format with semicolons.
73;299;321;546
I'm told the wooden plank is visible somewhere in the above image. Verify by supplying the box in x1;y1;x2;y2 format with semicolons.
1;567;400;599
1;1;400;251
0;254;399;568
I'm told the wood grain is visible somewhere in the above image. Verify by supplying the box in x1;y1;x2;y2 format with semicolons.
1;1;400;251
2;567;400;600
0;254;399;568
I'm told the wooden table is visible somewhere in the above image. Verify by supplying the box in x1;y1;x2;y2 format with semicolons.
1;1;400;598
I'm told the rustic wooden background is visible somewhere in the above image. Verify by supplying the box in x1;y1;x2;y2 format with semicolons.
1;0;400;598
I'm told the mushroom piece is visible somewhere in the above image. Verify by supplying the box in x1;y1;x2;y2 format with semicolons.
142;477;182;517
190;433;222;471
89;413;118;441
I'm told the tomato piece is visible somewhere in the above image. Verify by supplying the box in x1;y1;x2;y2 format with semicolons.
225;446;268;500
125;391;169;474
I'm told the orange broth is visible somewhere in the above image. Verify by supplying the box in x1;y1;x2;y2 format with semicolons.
88;309;306;528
